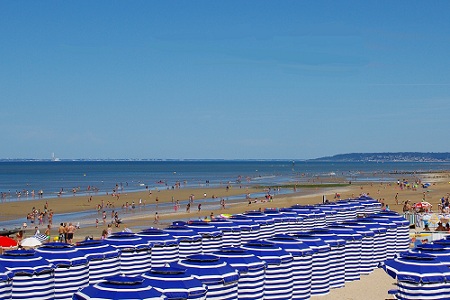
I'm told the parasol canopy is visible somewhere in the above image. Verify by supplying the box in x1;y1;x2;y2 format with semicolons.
0;236;18;248
413;202;433;209
20;236;42;248
382;252;450;284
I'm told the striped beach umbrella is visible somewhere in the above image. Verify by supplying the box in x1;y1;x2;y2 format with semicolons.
325;226;363;281
213;247;266;300
33;233;49;244
289;207;316;231
75;240;121;284
335;201;358;221
314;206;338;226
173;254;239;300
356;219;388;263
410;244;450;266
184;221;223;254
433;238;450;250
339;222;377;274
105;232;152;276
241;240;294;300
382;252;450;300
163;225;202;259
356;195;382;214
364;217;397;259
303;206;327;228
35;242;89;300
265;234;314;300
228;215;261;243
208;218;242;247
142;266;207;300
374;211;411;255
308;228;346;289
290;233;330;296
0;264;11;299
278;208;304;233
137;228;180;267
0;249;55;300
263;209;291;235
73;275;166;300
242;211;275;239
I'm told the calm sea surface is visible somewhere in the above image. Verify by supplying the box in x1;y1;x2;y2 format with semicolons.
1;160;449;199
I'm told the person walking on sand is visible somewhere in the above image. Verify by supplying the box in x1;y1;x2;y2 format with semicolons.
153;212;159;224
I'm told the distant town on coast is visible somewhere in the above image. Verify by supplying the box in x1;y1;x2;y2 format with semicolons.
0;152;450;162
310;152;450;162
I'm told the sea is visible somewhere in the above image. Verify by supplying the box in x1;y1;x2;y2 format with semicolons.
0;160;449;229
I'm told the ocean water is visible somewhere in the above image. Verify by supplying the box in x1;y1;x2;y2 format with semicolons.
0;160;449;200
0;160;448;229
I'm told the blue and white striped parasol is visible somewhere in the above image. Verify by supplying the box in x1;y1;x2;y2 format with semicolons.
35;242;89;300
382;252;450;300
73;275;166;299
214;247;266;300
241;240;294;300
75;240;121;284
184;221;223;254
0;249;55;300
208;218;242;247
142;266;207;300
137;228;180;268
173;254;239;300
265;234;314;300
228;215;261;243
105;232;152;276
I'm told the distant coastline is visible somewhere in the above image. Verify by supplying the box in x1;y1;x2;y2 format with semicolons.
1;152;450;162
309;152;450;162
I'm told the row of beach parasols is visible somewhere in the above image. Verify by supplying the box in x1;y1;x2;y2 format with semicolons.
0;197;413;300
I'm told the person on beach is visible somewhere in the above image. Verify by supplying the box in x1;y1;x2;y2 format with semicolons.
101;229;108;240
107;224;112;237
58;223;65;242
16;230;23;243
66;223;76;244
44;225;51;243
198;203;202;212
186;203;191;213
153;212;159;224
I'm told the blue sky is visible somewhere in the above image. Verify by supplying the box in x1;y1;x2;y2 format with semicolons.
1;1;449;160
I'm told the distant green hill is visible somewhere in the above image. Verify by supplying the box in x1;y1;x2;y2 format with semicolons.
310;152;450;162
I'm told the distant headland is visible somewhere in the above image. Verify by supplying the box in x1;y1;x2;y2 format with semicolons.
309;152;450;162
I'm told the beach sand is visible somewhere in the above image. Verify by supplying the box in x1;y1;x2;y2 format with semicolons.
1;171;449;299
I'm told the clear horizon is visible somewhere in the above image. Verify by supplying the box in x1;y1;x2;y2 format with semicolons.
1;1;449;160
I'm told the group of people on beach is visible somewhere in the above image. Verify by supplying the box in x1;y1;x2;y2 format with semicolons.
1;189;44;200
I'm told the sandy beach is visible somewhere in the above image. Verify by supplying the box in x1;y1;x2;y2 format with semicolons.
2;171;450;299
